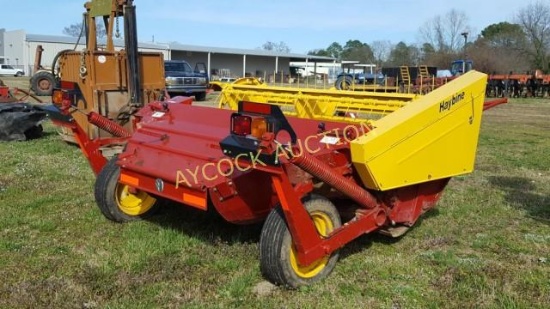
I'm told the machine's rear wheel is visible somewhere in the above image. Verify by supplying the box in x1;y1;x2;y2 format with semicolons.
259;195;341;288
194;92;207;101
94;157;159;222
335;76;352;90
24;124;43;140
30;71;55;96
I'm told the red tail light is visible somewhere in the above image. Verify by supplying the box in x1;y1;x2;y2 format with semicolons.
231;114;252;136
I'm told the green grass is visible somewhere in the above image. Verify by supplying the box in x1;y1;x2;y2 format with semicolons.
1;98;549;308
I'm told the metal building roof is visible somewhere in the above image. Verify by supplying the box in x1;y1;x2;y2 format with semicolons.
25;33;335;61
169;42;335;61
26;33;165;50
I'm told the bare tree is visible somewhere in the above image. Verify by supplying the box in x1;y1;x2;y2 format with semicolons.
261;41;291;53
63;22;106;38
370;40;392;66
387;42;422;66
63;24;82;37
447;9;470;52
419;9;470;53
516;1;550;71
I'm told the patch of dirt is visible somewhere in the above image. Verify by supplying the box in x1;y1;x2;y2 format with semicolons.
252;280;278;297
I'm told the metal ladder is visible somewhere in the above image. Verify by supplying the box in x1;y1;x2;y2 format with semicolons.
399;66;411;93
418;65;430;79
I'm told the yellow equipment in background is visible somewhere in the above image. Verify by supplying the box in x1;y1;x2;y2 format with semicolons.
216;78;420;123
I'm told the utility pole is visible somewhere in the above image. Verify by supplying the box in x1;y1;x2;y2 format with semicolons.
461;32;468;56
460;32;469;74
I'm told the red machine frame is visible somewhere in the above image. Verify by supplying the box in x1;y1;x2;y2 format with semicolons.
42;90;508;287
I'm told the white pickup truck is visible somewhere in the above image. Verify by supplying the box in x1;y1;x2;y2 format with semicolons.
0;64;24;77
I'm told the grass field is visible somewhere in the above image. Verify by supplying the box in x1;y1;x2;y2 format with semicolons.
0;81;549;308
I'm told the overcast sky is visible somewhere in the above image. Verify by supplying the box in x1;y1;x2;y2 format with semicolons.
0;0;532;53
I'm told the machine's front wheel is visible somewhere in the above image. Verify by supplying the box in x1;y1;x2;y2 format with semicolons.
94;157;159;222
259;195;341;288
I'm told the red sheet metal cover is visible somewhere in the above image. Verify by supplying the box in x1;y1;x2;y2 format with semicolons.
119;103;363;190
119;104;233;190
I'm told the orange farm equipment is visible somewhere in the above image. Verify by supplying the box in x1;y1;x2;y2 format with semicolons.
486;71;550;98
51;0;165;146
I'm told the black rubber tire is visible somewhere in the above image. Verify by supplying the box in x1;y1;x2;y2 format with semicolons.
24;124;43;140
259;195;341;288
335;76;352;90
30;71;55;96
94;157;160;223
15;72;23;77
194;92;207;101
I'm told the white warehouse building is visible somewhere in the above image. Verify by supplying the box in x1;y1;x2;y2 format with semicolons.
0;29;334;80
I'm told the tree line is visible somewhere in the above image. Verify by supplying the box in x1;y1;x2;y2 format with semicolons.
307;2;550;74
62;1;549;74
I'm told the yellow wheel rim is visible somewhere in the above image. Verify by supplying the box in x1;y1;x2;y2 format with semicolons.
115;184;156;216
289;211;334;278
